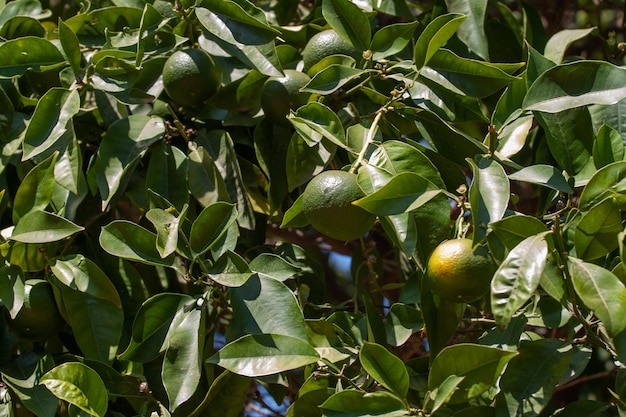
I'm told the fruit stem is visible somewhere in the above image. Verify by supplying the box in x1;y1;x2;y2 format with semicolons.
166;104;191;142
350;110;383;174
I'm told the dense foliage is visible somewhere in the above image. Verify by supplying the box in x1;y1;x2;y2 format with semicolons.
1;0;626;416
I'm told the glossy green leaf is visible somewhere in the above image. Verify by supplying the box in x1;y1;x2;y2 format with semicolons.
206;250;251;287
196;371;251;417
370;21;417;61
146;143;189;212
322;0;370;51
593;123;624;169
301;65;364;95
468;156;510;242
359;341;409;399
11;210;83;243
281;193;309;228
570;257;626;336
579;161;626;210
354;172;441;215
145;205;188;259
163;301;205;412
286;134;336;191
0;36;65;77
444;0;489;60
0;264;25;319
196;7;281;77
187;142;231;208
0;0;48;27
22;88;80;161
189;202;238;258
64;7;143;46
497;339;576;416
40;362;108;417
427;50;520;98
99;221;183;273
12;152;57;223
207;333;319;377
524;61;626;113
491;233;549;330
50;255;123;364
199;0;280;44
589;97;626;141
414;13;466;70
119;293;193;363
58;19;82;74
508;165;573;193
249;253;301;282
254;121;290;212
544;28;597;63
230;273;308;340
575;197;622;260
421;293;464;359
429;344;517;404
427;374;465;414
385;303;423;347
93;115;164;210
0;16;45;38
534;108;595;179
320;390;408;417
290;102;346;149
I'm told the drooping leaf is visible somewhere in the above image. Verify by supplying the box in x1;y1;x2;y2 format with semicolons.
543;27;598;63
429;344;517;404
40;362;108;417
12;152;57;223
570;257;626;336
10;210;83;243
359;341;409;399
508;165;573;193
206;333;319;377
524;61;626;113
491;233;549;330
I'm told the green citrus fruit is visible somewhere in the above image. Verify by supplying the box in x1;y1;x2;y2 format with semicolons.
5;279;64;341
302;29;359;71
162;48;221;108
426;239;495;303
302;170;376;241
261;69;311;125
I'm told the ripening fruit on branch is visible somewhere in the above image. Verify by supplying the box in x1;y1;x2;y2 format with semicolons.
162;48;222;108
426;238;495;303
302;170;376;241
260;69;311;125
302;29;360;72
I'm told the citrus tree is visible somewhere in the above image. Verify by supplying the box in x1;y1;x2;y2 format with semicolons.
2;0;626;416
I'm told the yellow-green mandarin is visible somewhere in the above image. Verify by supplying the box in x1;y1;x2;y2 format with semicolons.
426;238;495;303
302;170;376;241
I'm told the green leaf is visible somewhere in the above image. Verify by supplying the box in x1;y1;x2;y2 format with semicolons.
93;115;164;210
301;65;364;95
468;156;510;243
195;371;251;417
0;264;25;319
40;362;108;417
491;233;549;331
414;13;466;70
429;344;517;404
12;152;57;223
354;172;441;215
58;19;82;74
119;293;192;363
544;28;598;63
22;88;80;161
205;250;251;287
198;0;280;44
320;390;408;417
486;215;549;261
370;21;417;61
280;193;309;228
0;36;65;77
50;255;123;364
579;161;626;210
444;0;489;60
524;61;626;113
290;102;346;149
575;197;622;260
163;301;205;412
146;143;189;212
187;142;231;207
206;333;319;377
508;165;573;193
593;123;624;169
359;341;409;399
570;257;626;336
189;202;238;258
497;339;576;417
145;205;188;259
10;210;83;243
286;134;336;192
249;253;301;282
230;273;308;340
322;0;370;51
385;303;423;347
427;374;465;414
99;221;183;273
